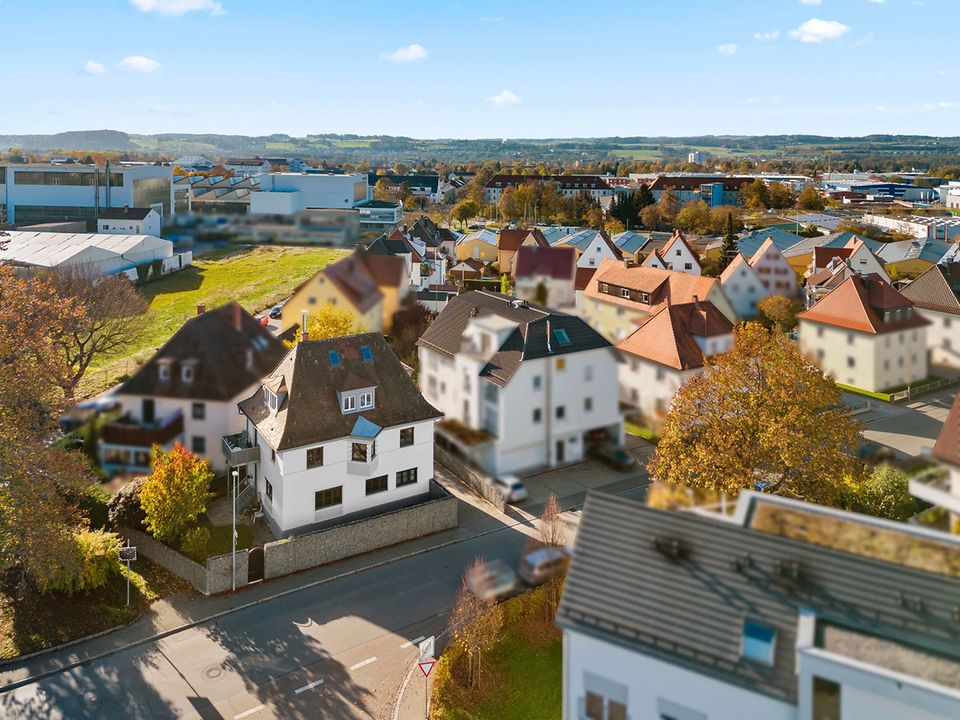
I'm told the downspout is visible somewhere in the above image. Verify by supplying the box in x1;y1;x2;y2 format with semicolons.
545;318;553;466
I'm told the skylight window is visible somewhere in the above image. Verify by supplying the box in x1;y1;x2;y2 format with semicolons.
328;350;341;368
742;620;776;665
553;328;571;346
360;345;373;363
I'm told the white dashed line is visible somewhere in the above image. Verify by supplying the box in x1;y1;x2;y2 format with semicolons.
400;635;426;649
294;678;325;695
234;705;265;720
350;656;378;670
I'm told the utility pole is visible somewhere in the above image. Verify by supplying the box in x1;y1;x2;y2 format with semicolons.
231;468;239;592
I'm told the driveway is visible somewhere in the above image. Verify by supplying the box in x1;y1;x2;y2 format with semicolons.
845;388;956;459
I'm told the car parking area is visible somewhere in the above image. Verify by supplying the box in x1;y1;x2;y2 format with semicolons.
846;388;955;459
516;433;654;507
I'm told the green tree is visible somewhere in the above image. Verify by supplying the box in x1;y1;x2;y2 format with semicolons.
767;182;797;210
675;200;711;233
796;185;825;211
649;323;863;505
719;212;738;270
842;463;918;521
452;199;479;228
757;295;798;334
742;179;771;210
500;273;512;295
140;443;213;543
35;528;121;595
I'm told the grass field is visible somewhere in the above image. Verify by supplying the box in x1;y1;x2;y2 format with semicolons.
79;245;348;398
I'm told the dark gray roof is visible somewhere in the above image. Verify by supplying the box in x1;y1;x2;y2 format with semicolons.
118;303;286;401
239;333;441;450
558;492;960;705
417;291;612;387
99;206;154;220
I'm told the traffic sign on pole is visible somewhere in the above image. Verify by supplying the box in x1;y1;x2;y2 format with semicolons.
418;636;435;663
418;661;436;677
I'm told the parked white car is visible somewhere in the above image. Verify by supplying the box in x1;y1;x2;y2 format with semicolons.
490;475;528;503
466;559;518;602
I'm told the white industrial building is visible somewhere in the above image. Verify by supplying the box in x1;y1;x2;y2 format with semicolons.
97;206;162;236
250;172;370;215
0;230;189;279
862;213;960;242
0;163;174;226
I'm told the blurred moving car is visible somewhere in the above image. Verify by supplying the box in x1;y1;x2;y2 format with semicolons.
588;441;636;471
490;475;528;503
466;559;518;602
518;547;569;586
269;302;285;319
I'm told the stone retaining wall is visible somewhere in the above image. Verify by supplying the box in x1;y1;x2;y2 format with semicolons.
124;528;249;596
435;446;506;512
263;481;458;579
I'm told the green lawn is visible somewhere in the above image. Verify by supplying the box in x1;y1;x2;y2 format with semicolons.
433;621;561;720
0;557;190;660
626;421;660;443
80;245;348;397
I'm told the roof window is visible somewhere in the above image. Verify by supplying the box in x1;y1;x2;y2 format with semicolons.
742;620;776;665
329;350;341;368
360;345;373;363
553;328;571;346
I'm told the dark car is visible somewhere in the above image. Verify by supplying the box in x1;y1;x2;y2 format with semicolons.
857;442;895;465
268;303;284;319
588;442;636;471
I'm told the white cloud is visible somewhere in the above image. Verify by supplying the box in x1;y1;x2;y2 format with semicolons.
922;100;960;111
130;0;223;15
82;60;106;75
380;43;428;63
717;43;738;55
866;0;887;3
754;30;780;41
788;18;850;43
800;0;822;5
118;55;161;72
488;89;521;106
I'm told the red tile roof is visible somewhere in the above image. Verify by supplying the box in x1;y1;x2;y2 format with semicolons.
514;245;577;280
574;267;597;291
617;300;733;370
934;391;960;466
813;246;852;269
797;273;930;335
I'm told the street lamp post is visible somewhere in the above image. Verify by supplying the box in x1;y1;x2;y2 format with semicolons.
231;468;239;592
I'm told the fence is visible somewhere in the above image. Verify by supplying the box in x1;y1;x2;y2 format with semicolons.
124;528;249;596
889;377;959;403
263;481;458;579
435;445;506;512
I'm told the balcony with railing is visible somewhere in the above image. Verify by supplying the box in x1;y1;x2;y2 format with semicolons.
102;410;183;449
222;431;260;466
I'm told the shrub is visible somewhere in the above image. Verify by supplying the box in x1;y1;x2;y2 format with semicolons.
135;264;150;284
179;525;211;563
81;482;112;530
843;463;918;521
108;477;147;530
37;529;121;595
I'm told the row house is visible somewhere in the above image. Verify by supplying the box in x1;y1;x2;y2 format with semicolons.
483;175;614;206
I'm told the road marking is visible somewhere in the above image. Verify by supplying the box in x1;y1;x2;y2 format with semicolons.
350;656;377;670
400;635;425;649
234;705;265;719
294;678;324;695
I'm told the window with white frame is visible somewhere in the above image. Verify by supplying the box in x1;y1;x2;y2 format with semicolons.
359;391;373;409
582;673;628;720
182;365;194;383
342;394;357;412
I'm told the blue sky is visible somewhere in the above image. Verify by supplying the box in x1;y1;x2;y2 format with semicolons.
0;0;956;138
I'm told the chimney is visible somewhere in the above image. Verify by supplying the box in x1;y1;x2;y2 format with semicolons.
623;258;631;269
300;309;309;343
232;303;242;331
196;303;206;315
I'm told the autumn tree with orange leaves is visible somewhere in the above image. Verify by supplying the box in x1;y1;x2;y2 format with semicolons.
649;322;863;505
140;443;213;543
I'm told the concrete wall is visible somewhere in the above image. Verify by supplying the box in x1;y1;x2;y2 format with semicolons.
435;444;506;512
124;528;249;596
563;629;795;720
262;480;457;578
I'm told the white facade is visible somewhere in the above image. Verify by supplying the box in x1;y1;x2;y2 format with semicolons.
225;160;271;176
798;320;928;392
749;241;800;297
919;309;960;368
847;242;890;282
863;213;960;242
106;388;253;472
250;416;436;536
0;163;174;225
573;232;620;269
421;335;622;475
563;629;795;720
250;173;369;214
97;208;162;237
0;230;176;277
661;238;702;276
515;275;576;308
721;257;769;319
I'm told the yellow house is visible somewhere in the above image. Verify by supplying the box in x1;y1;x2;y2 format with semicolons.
456;229;499;262
281;250;408;335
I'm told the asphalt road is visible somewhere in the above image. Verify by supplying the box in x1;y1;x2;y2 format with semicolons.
0;499;597;720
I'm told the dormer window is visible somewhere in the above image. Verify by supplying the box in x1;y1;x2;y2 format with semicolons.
158;361;171;382
359;391;373;409
182;365;194;383
267;390;278;412
342;394;357;412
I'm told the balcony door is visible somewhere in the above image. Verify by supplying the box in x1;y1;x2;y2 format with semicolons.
142;399;155;424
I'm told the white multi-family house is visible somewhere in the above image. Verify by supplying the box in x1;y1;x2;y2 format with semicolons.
97;206;162;236
101;303;287;474
720;252;770;319
748;237;800;297
559;490;960;720
804;238;891;309
418;291;622;475
657;230;702;276
617;300;733;425
910;390;960;523
234;333;442;537
514;245;578;308
797;274;930;392
900;261;960;368
561;228;623;270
